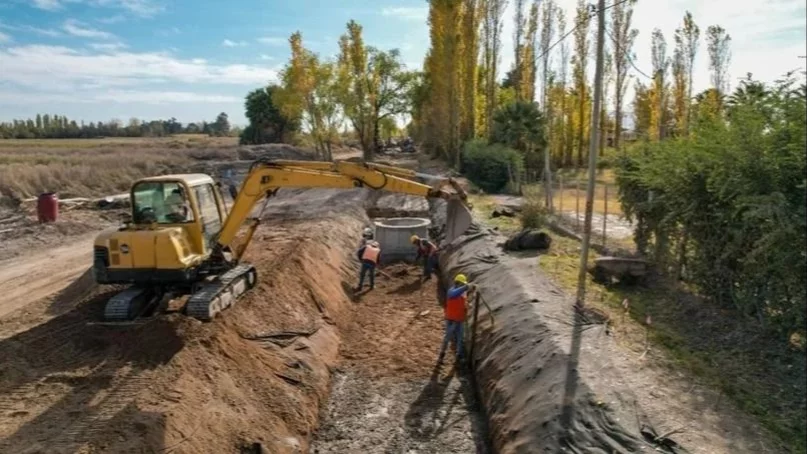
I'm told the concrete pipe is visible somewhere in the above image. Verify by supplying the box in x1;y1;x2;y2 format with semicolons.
373;217;431;264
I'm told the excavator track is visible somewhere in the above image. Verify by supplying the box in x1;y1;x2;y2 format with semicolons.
102;287;158;322
185;264;257;321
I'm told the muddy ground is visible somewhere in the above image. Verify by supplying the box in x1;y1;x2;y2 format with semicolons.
311;264;489;453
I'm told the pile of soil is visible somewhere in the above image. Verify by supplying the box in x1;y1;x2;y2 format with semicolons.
0;213;365;453
312;263;489;453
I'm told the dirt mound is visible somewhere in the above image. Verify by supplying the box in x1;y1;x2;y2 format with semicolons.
236;144;315;162
0;211;366;453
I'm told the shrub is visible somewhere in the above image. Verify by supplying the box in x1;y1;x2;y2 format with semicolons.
520;187;547;229
461;139;524;194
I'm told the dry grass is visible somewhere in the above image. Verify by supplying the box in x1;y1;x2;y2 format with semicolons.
0;136;239;203
525;168;623;216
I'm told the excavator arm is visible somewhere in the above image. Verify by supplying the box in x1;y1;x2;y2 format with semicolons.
214;160;471;262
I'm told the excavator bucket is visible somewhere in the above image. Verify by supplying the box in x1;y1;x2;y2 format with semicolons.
444;198;473;243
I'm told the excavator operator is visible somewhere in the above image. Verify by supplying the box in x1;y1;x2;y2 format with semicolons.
165;187;192;223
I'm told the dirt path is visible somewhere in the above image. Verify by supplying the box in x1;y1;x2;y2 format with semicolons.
0;231;100;320
312;264;489;453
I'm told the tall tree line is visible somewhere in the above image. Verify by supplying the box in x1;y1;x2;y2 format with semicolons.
0;114;234;139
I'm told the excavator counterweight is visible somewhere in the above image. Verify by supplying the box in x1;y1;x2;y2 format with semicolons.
92;159;473;323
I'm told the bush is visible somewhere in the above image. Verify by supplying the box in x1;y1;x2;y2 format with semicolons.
461;139;524;194
615;75;806;337
520;187;547;229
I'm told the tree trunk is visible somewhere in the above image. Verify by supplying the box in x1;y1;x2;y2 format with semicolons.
599;105;606;157
576;91;585;167
614;97;622;149
675;226;688;280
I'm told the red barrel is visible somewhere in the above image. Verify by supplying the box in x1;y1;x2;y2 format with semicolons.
37;192;59;223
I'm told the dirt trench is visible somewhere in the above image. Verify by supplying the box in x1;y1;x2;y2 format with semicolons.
0;188;489;453
310;263;489;453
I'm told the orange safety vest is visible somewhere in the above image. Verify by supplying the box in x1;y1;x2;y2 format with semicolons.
361;244;381;264
444;291;467;322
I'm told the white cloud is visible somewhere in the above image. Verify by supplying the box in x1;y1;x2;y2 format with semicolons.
260;54;274;60
89;42;127;51
156;27;181;37
99;0;163;17
98;15;126;24
0;44;279;88
32;0;62;11
0;31;10;44
381;7;429;21
0;89;241;105
29;0;163;17
29;26;62;37
97;90;242;104
222;39;248;47
258;36;286;46
63;19;116;40
0;21;62;37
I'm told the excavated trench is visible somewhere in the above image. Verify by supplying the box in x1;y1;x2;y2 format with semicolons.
309;195;490;454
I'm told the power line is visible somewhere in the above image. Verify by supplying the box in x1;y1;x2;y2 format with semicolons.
603;25;653;79
532;0;634;66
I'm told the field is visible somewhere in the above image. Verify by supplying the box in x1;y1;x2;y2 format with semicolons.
0;136;239;204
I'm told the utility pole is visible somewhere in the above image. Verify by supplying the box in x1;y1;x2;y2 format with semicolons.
575;0;605;309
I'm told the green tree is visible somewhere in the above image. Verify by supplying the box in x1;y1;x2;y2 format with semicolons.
492;100;547;173
213;112;230;137
240;85;298;145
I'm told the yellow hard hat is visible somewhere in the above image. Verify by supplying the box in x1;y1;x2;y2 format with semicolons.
410;235;419;244
454;273;468;284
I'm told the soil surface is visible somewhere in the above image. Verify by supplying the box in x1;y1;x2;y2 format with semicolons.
311;264;489;453
0;212;363;454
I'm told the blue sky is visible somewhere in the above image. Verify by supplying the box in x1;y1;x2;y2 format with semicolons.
0;0;804;126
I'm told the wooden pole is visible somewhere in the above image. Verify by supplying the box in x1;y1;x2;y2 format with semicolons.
575;179;580;230
469;292;481;368
602;185;608;248
575;0;606;309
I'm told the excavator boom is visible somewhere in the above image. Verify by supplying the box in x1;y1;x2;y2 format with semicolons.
216;159;471;258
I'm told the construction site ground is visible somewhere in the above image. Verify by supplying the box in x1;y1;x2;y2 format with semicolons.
0;146;795;454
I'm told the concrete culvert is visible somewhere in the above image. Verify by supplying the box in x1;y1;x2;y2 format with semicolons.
373;217;431;264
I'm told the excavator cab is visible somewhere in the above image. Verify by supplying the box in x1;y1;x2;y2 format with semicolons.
93;174;228;287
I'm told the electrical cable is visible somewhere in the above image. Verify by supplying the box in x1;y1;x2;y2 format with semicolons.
532;0;632;66
603;25;654;79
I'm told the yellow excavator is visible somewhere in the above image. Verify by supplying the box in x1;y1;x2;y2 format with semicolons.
92;158;472;322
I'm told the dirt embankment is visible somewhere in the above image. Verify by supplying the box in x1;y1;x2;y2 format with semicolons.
431;198;786;454
0;210;365;453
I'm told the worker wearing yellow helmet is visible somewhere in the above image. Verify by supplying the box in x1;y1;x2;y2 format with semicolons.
410;234;439;281
439;273;473;365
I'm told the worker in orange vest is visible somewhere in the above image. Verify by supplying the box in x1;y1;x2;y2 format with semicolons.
356;240;381;291
439;273;473;364
410;234;439;281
